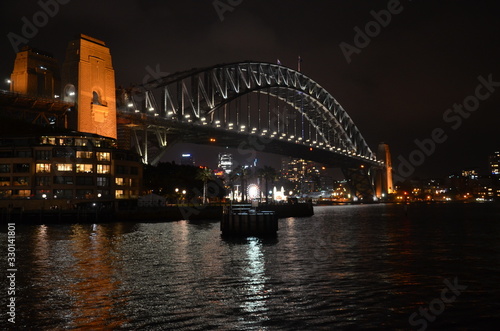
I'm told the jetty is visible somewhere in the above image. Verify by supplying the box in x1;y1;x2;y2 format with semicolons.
221;204;278;237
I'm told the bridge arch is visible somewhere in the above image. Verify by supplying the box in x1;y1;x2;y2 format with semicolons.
122;62;377;163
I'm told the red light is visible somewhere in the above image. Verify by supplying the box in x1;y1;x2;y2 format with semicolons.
309;147;313;151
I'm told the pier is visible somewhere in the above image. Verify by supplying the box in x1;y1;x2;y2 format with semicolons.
221;204;278;237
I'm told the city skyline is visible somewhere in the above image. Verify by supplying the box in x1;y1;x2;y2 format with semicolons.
1;1;499;178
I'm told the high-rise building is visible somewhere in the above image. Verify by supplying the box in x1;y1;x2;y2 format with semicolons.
280;157;322;192
490;151;500;175
180;153;194;166
218;152;233;173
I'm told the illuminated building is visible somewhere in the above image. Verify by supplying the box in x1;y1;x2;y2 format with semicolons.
490;151;500;175
461;169;478;179
218;152;233;174
280;157;323;193
180;153;194;166
0;128;142;211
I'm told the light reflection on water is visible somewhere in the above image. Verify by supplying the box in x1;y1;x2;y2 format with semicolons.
1;203;500;330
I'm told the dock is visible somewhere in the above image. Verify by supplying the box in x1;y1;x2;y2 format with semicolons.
221;204;278;237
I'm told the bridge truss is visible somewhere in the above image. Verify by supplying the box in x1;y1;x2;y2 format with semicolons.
117;62;384;199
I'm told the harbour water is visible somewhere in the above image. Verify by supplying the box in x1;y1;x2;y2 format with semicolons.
1;203;500;330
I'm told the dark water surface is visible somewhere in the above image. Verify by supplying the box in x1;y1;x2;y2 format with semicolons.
1;203;500;330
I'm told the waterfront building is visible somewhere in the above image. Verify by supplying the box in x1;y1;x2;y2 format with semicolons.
0;127;142;211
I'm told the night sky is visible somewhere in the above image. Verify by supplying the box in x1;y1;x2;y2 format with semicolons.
1;0;499;179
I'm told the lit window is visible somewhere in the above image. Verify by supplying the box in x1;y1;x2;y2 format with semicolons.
0;190;12;198
97;164;110;174
0;177;10;186
76;151;94;159
96;152;110;161
13;177;29;186
115;190;124;199
56;164;73;172
76;164;93;173
36;163;51;173
74;139;88;146
115;178;124;186
41;137;56;145
58;138;73;146
13;189;31;198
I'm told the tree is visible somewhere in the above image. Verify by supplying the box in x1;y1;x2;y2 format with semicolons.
234;166;252;202
257;166;277;204
226;171;239;201
196;167;214;204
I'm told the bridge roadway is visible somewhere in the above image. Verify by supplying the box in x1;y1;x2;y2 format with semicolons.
117;111;382;169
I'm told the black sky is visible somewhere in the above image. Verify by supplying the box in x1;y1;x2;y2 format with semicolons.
1;0;499;179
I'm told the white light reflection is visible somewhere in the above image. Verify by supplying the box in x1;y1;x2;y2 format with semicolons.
241;238;270;318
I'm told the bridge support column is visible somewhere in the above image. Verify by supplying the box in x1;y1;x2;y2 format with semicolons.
131;125;172;165
342;166;376;202
374;143;393;199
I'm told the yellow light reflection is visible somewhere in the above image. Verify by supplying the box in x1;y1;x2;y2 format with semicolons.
67;224;130;329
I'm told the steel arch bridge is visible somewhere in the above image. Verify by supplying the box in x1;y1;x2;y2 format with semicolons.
116;62;385;200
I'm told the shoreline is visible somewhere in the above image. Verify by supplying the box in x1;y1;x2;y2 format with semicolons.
0;203;314;225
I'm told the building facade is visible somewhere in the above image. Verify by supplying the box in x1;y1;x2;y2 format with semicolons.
490;151;500;176
0;131;142;210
